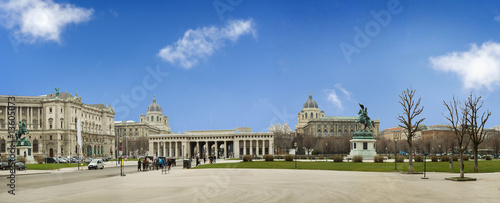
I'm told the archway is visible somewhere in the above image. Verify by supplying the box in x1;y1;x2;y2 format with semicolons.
49;148;54;157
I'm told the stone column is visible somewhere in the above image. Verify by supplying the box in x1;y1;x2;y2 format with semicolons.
174;142;178;158
269;139;274;155
250;140;253;155
224;140;227;158
205;141;208;157
256;140;259;156
196;141;200;157
214;141;218;158
148;140;153;156
162;142;166;157
168;142;172;157
243;140;246;155
234;139;240;158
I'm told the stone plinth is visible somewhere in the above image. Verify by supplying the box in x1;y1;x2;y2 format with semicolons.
348;131;377;159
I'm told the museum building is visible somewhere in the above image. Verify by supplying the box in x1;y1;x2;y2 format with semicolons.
295;94;380;137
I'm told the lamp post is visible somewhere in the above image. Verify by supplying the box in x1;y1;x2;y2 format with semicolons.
294;142;297;169
325;142;328;161
422;153;428;179
394;135;398;172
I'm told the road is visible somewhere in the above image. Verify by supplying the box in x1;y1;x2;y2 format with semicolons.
0;165;141;194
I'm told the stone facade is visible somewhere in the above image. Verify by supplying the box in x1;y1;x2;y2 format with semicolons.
149;127;274;159
0;92;115;159
295;94;380;138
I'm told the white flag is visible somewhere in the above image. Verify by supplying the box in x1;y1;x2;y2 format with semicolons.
77;118;81;147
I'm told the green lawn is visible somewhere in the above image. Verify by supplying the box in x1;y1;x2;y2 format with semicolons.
26;163;89;170
194;160;500;173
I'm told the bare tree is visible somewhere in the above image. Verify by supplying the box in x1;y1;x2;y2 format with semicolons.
443;96;470;178
397;88;425;173
488;134;500;157
302;135;317;156
465;93;491;172
269;123;292;155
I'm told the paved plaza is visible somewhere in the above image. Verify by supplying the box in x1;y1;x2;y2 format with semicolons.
1;160;500;202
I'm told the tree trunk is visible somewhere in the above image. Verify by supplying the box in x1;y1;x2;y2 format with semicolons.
408;144;413;173
474;147;479;172
459;150;464;178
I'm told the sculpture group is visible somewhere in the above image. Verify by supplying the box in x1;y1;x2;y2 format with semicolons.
355;103;374;131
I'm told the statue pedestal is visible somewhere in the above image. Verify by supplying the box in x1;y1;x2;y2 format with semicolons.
348;131;377;160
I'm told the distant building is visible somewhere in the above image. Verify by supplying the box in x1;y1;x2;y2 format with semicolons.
0;92;115;159
115;96;171;157
294;94;380;137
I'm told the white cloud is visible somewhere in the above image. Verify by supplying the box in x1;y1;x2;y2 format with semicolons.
157;19;256;69
334;83;351;99
326;89;343;110
495;15;500;22
429;41;500;91
0;0;93;43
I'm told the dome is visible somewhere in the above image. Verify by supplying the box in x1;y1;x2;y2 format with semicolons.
147;96;162;113
303;94;318;109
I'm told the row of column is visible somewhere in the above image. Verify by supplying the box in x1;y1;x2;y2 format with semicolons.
2;106;42;129
236;139;273;157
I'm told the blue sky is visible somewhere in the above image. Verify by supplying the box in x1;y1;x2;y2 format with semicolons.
2;0;500;133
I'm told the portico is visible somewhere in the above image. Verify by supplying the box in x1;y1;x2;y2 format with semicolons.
148;128;273;159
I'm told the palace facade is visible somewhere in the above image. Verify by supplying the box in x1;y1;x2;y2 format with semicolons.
0;92;115;159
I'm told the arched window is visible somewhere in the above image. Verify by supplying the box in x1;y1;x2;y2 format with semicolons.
329;130;333;137
310;113;313;119
316;113;318;118
338;130;342;137
305;113;307;119
0;119;4;129
49;118;53;129
60;118;64;129
151;116;154;121
323;130;327;137
317;130;322;137
157;116;159;122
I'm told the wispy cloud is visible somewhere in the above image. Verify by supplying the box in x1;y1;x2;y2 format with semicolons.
326;89;343;110
157;18;257;69
334;83;351;99
429;41;500;91
495;15;500;22
109;9;118;18
0;0;93;43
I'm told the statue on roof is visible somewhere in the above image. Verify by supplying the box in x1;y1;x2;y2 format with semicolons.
355;103;374;131
55;88;60;97
15;121;29;140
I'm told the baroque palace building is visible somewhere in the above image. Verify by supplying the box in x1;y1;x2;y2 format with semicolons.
295;94;380;137
114;96;172;157
0;92;115;159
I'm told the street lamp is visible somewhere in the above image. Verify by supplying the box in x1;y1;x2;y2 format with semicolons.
294;142;297;169
394;135;398;172
325;142;328;161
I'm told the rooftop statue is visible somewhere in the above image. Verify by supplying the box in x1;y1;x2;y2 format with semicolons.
355;103;375;131
55;88;60;97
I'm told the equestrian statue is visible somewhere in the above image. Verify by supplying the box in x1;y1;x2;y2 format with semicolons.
355;103;374;132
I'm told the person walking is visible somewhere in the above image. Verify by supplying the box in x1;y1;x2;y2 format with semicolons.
138;159;142;171
196;156;199;166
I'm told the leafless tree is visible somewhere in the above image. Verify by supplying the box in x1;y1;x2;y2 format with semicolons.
465;93;491;172
269;123;292;155
397;88;425;173
488;134;500;157
443;96;470;178
302;135;317;156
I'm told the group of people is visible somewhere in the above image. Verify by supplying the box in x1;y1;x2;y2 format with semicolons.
138;158;173;171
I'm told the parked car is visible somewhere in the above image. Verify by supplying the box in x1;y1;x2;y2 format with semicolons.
15;162;27;171
84;157;93;164
0;162;12;170
45;157;58;163
88;159;104;170
58;158;68;163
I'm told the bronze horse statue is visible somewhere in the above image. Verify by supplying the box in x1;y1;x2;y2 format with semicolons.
355;103;374;131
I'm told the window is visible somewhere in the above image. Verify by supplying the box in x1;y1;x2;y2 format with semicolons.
323;130;327;137
151;116;154;121
305;114;307;119
338;130;342;137
157;116;159;121
363;142;368;150
317;130;321;137
50;135;52;140
49;119;53;129
353;143;356;149
0;119;4;129
0;139;5;153
50;107;52;113
316;113;318;118
329;131;333;137
33;140;39;153
310;112;313;119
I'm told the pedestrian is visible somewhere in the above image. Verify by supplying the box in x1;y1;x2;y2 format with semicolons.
138;159;141;171
203;156;206;164
196;156;199;166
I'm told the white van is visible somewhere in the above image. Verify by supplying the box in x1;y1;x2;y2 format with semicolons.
88;159;104;170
